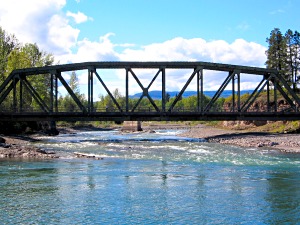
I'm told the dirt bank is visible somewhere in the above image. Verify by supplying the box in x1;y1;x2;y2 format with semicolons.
0;135;58;159
179;124;300;153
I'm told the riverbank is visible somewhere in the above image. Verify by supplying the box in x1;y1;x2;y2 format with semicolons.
179;124;300;153
1;123;300;158
0;135;58;159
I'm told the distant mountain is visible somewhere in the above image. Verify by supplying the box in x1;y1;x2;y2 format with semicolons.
130;90;252;99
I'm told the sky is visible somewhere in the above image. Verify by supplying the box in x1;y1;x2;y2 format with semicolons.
0;0;299;96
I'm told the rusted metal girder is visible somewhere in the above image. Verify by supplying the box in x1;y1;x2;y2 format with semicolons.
0;61;300;121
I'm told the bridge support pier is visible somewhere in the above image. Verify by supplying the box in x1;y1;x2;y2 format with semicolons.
121;121;142;132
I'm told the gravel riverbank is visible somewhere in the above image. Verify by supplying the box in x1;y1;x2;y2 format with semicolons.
1;124;300;158
0;135;58;159
179;124;300;153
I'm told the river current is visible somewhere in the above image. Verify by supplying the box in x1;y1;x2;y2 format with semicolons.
1;129;300;224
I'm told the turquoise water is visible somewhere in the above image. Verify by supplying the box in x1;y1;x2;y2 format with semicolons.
1;130;300;224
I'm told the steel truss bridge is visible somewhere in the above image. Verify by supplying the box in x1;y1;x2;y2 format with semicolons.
0;61;300;122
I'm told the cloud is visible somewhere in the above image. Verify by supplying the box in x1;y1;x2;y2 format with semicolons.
67;11;92;24
59;33;119;63
269;9;285;15
0;0;79;55
0;1;267;94
236;22;250;31
53;34;267;93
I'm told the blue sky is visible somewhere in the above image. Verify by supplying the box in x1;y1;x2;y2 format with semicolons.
0;0;299;95
64;0;299;46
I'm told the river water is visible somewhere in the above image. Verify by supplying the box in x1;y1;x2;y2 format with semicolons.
1;129;300;224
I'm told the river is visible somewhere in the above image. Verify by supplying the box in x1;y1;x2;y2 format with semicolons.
0;129;300;224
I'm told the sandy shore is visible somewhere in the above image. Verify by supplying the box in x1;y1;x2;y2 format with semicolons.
179;124;300;153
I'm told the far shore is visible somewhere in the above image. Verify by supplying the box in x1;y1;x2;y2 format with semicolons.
1;123;300;159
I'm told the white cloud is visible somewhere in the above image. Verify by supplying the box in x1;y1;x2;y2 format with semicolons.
67;11;92;24
0;1;267;93
0;0;80;55
59;33;119;63
270;9;285;15
237;22;250;31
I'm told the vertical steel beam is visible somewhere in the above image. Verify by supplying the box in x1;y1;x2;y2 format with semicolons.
55;74;58;112
237;72;241;112
200;69;203;112
273;78;277;112
126;68;129;113
162;67;166;112
91;69;94;113
232;73;235;112
19;76;23;112
88;68;94;113
13;76;17;112
197;69;200;112
267;80;270;112
88;69;91;113
50;73;54;113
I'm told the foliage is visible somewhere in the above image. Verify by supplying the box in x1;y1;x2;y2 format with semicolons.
0;27;19;82
266;28;300;90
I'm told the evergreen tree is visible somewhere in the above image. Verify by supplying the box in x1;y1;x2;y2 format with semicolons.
285;29;300;91
265;28;289;83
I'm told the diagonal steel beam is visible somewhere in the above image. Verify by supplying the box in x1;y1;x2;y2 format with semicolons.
275;82;296;111
94;70;122;112
22;78;49;113
274;72;300;106
241;76;271;112
57;72;87;113
0;81;14;106
168;67;202;112
23;78;50;112
204;70;235;112
129;68;160;112
240;76;266;112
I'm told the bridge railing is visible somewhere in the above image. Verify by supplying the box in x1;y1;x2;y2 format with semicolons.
0;104;297;113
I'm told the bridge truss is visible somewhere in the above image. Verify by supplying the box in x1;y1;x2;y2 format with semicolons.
0;61;300;121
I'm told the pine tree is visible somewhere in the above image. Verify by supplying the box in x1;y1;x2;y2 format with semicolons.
285;30;300;91
265;28;289;83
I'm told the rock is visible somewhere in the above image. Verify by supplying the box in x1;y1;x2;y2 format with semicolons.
269;142;279;146
25;127;34;134
0;136;5;143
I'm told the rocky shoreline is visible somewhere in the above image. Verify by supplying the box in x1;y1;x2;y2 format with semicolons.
1;123;300;159
179;124;300;153
0;135;58;159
